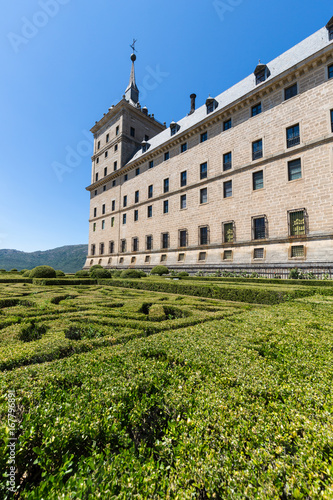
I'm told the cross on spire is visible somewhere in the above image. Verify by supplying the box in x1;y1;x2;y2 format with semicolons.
130;39;137;53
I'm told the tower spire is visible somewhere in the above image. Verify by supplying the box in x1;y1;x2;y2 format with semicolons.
125;40;139;106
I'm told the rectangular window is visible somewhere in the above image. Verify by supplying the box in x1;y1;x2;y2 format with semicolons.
164;151;170;161
93;222;96;232
94;190;97;196
223;250;233;260
149;160;154;169
91;244;95;256
285;83;298;100
223;180;232;198
223;119;232;131
163;178;169;193
124;174;128;182
97;141;100;149
198;251;206;261
148;185;153;198
289;210;306;236
102;204;105;215
199;226;209;245
329;26;333;41
181;142;187;153
130;127;135;137
223;222;234;243
161;233;169;249
135;190;139;203
111;200;115;211
93;207;97;217
106;134;109;143
132;238;139;252
109;241;114;254
328;64;333;79
147;205;153;218
179;229;187;247
200;131;208;143
178;253;185;262
135;167;140;176
254;248;264;259
121;239;126;253
251;103;262;116
180;194;186;209
145;135;149;141
160;254;167;262
114;161;117;171
134;209;139;222
286;124;300;148
200;187;208;204
104;167;107;176
111;217;115;227
256;69;266;85
200;162;207;179
96;157;99;164
122;214;126;225
114;144;118;152
116;126;119;135
253;217;266;240
331;110;333;133
291;245;304;258
95;173;98;182
223;152;232;171
253;170;264;190
105;151;108;158
100;243;104;255
252;139;263;160
102;220;105;229
288;159;302;181
145;255;150;263
163;200;169;214
180;171;187;187
123;195;127;207
146;235;153;250
112;180;116;187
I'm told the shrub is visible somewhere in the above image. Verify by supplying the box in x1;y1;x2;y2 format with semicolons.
0;269;6;273
55;270;66;277
19;269;29;275
75;270;90;278
178;271;189;277
19;320;47;342
89;265;104;273
65;325;83;341
148;304;166;321
30;266;56;278
120;269;143;279
150;266;169;276
110;270;122;278
22;271;31;277
289;268;300;280
89;268;111;279
10;269;18;273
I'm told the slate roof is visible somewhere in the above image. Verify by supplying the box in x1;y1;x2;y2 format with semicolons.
127;26;332;166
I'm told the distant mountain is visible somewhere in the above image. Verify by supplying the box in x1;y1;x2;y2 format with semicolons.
0;245;88;273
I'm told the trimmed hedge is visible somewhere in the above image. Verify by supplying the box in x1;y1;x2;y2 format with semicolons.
0;278;33;283
32;279;97;285
179;276;333;287
97;279;315;304
30;266;56;278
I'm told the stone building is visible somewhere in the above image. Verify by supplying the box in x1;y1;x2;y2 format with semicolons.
84;19;333;276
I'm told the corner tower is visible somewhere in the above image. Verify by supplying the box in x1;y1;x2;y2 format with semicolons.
84;50;165;269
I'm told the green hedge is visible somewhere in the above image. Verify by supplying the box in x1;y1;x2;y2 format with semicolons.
179;276;333;287
0;278;33;283
32;279;97;286
97;279;315;304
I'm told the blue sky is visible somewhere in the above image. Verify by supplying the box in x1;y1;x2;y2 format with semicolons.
0;0;332;252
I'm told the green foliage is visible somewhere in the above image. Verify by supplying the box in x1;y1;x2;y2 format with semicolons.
148;304;166;321
289;267;300;279
19;320;47;342
110;270;122;277
120;269;143;279
150;265;169;276
30;265;56;278
75;270;90;278
55;270;66;277
177;271;189;277
10;268;18;273
89;265;104;272
89;268;111;279
22;271;31;277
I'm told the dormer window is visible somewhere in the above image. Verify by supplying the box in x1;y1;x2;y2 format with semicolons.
170;121;180;136
206;97;218;114
141;140;150;153
254;63;270;85
326;17;333;40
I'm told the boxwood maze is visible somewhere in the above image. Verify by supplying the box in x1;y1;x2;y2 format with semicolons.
0;280;332;498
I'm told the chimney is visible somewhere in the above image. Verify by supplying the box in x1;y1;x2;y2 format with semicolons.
142;106;148;115
189;93;196;114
